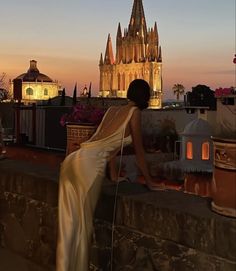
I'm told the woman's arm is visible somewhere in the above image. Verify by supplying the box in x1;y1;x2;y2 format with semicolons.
129;109;152;183
130;109;163;189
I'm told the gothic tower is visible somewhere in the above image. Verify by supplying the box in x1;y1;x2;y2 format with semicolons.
99;0;163;108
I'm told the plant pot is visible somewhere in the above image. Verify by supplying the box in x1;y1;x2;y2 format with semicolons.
66;124;96;155
211;137;236;217
184;173;212;197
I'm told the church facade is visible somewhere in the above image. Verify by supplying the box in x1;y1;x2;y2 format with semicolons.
10;60;60;104
99;0;163;108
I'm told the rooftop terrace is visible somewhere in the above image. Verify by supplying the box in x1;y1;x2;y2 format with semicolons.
0;145;235;271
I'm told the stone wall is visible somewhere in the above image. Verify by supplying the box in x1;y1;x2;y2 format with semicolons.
0;160;58;271
0;159;236;271
92;182;236;271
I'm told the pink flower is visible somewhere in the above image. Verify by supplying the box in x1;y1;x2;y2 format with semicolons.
215;87;234;97
60;104;105;127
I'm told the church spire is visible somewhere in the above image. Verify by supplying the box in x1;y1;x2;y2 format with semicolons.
128;0;147;39
104;34;114;65
158;46;162;62
99;53;103;66
116;23;123;64
116;23;122;40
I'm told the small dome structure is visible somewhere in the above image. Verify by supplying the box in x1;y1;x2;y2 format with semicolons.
160;118;213;182
182;118;212;136
181;118;213;165
10;60;60;104
15;60;53;82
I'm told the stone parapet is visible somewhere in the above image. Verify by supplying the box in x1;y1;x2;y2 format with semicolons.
0;159;235;271
0;159;58;271
92;182;236;270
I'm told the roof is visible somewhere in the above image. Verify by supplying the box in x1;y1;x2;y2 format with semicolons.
182;118;212;136
15;60;53;82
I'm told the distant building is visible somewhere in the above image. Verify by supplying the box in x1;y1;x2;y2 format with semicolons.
99;0;163;109
184;84;216;110
10;60;61;104
80;85;89;97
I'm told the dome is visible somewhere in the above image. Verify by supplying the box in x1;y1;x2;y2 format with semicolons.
15;60;53;82
182;118;212;136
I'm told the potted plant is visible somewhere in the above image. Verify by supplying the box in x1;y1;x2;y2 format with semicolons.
210;87;236;217
60;104;105;155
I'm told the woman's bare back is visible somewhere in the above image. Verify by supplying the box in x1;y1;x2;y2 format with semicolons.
89;104;136;142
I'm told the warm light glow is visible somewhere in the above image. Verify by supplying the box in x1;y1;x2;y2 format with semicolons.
0;0;233;99
186;141;193;160
202;142;210;160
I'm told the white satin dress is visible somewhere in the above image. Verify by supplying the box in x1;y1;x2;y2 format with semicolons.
56;106;137;271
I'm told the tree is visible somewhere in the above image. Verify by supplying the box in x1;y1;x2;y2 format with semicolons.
0;88;8;101
172;83;185;100
60;88;66;106
0;73;11;101
190;84;216;109
88;82;92;98
72;83;77;105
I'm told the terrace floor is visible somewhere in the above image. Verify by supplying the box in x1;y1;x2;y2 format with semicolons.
0;144;65;168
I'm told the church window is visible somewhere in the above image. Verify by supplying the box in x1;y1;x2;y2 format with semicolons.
122;74;125;90
118;74;121;90
129;73;132;84
186;141;193;160
202;142;210;160
26;88;33;96
44;88;48;95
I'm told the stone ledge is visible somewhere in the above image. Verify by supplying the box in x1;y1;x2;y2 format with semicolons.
0;159;58;206
0;159;235;271
93;222;236;271
94;181;236;269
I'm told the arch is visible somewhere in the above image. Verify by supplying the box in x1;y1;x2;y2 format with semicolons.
122;73;125;90
186;141;193;160
202;141;210;160
129;73;133;85
118;74;121;90
26;87;33;96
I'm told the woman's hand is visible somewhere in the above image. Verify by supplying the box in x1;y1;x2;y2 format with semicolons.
145;177;165;191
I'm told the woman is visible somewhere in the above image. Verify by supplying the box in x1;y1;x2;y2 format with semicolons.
56;79;162;271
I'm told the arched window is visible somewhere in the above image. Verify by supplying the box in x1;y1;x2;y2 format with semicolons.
122;73;125;90
44;88;48;95
129;73;132;84
26;88;33;96
202;142;210;160
186;141;193;160
117;74;121;90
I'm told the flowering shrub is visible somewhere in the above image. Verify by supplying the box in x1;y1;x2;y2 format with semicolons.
60;104;105;127
215;87;234;97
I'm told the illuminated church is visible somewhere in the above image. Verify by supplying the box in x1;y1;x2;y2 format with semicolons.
10;60;60;104
99;0;163;108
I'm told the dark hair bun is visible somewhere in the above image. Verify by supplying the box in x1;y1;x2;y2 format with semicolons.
127;79;151;110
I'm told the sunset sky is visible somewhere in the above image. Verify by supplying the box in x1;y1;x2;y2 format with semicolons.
0;0;235;99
